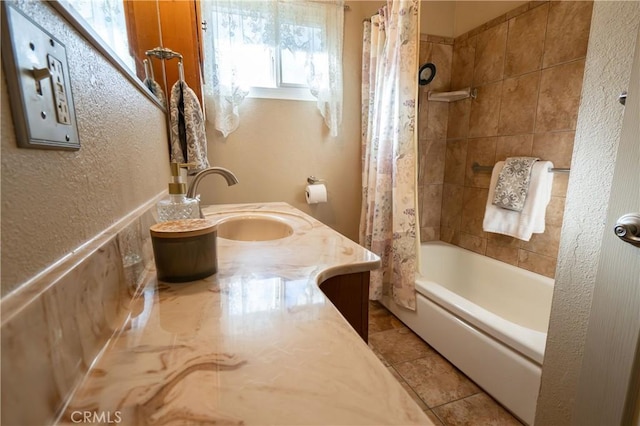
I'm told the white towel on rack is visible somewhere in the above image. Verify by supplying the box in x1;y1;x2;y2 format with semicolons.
482;160;554;241
169;80;210;172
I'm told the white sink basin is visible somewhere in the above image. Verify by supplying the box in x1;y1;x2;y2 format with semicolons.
206;211;313;242
216;215;293;241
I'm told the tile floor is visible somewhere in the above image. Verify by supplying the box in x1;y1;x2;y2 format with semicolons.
368;301;523;425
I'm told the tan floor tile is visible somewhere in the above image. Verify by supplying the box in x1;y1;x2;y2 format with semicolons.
387;366;428;411
433;393;523;426
368;301;405;334
394;353;480;408
368;327;434;365
425;409;445;426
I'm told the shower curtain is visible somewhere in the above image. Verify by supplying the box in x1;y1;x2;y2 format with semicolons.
359;0;420;311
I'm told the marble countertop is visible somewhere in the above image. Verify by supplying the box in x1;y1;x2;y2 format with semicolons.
57;203;432;425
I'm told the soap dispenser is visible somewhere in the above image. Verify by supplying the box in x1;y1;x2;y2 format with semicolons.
157;162;200;222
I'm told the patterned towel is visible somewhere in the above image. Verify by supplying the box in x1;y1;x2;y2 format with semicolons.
144;78;166;108
492;157;539;212
169;81;210;173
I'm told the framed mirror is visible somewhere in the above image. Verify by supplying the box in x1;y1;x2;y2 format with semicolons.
50;0;167;109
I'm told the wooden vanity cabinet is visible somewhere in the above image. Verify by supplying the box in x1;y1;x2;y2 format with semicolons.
319;272;370;343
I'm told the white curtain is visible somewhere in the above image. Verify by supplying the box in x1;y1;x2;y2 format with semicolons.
201;0;344;137
360;0;420;310
66;0;133;70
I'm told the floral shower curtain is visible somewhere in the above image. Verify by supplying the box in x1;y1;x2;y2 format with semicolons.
359;0;420;310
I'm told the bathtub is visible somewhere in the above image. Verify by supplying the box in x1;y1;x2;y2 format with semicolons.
379;241;554;425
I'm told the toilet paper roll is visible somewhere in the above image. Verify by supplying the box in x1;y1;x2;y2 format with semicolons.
305;184;327;204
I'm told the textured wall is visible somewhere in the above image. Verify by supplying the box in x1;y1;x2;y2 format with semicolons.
198;1;380;242
439;0;592;278
536;2;640;424
1;0;170;296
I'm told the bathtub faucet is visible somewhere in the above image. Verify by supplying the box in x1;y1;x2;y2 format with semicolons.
187;167;239;218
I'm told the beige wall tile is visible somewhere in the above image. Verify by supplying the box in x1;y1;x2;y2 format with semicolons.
469;81;503;138
454;232;487;255
418;139;429;183
465;137;497;188
498;72;541;135
535;60;586;133
447;98;471;139
428;43;454;92
421;184;443;229
426;102;449;140
423;140;447;184
486;242;519;266
461;187;489;237
532;131;575;168
441;184;464;231
495;134;534;161
506;2;532;20
545;196;566;226
420;41;434;65
440;226;455;243
518;249;557;278
551;172;569;197
418;90;430;140
522;223;562;258
504;3;548;77
444;139;468;184
543;1;593;68
487;232;523;248
473;22;508;85
451;36;477;90
421;226;440;242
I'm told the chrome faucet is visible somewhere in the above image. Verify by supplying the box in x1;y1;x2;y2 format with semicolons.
187;167;239;217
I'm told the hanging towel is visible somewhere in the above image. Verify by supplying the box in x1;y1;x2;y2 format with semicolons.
144;78;166;108
492;156;539;212
482;160;554;241
169;81;210;172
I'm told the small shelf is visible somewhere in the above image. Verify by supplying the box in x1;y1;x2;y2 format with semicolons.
428;87;477;102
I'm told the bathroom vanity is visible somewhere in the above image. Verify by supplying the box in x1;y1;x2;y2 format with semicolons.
42;202;431;425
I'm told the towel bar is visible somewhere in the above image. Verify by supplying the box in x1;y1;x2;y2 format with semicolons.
471;162;570;174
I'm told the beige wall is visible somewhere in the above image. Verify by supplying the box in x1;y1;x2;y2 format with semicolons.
453;1;527;37
537;2;640;424
420;1;527;38
436;1;592;278
420;2;456;37
1;1;170;296
200;1;381;242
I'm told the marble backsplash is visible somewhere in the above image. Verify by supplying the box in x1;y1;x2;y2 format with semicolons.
1;193;163;426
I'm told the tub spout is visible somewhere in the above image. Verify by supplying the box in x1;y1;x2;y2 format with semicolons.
187;167;239;217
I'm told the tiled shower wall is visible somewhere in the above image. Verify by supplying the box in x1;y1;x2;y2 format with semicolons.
417;35;453;241
419;0;593;278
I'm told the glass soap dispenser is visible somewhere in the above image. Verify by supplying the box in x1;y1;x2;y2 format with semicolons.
157;162;200;222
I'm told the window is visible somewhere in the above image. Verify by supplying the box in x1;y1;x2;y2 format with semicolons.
202;0;344;137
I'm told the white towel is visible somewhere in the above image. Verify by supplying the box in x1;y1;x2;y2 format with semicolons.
482;161;554;241
169;81;210;173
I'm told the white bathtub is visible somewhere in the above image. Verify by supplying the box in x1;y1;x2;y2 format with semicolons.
380;241;554;425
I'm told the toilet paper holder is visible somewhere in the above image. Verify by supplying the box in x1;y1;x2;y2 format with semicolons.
307;176;326;185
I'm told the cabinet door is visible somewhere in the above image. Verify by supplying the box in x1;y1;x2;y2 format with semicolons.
320;272;370;342
158;0;203;102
